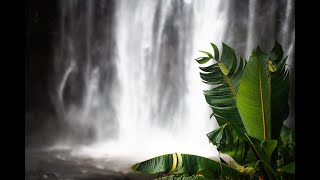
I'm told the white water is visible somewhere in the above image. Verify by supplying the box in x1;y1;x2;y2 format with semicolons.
89;1;229;162
50;0;231;164
245;0;256;57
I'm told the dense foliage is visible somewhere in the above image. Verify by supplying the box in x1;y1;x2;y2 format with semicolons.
131;42;295;180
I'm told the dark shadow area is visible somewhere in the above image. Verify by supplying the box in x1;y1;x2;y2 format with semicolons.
25;0;60;148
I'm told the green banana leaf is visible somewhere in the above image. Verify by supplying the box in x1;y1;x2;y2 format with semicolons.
195;56;211;64
270;54;290;139
219;43;238;76
269;41;283;63
237;42;290;141
196;43;247;136
237;47;271;140
206;123;254;165
277;125;295;168
245;134;278;180
278;162;295;175
131;153;251;179
206;124;233;151
275;161;295;180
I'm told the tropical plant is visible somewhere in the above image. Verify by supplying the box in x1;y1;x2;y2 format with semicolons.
131;42;295;180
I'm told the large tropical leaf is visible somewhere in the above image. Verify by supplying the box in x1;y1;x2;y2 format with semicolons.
237;47;271;140
269;44;290;139
237;42;290;141
197;43;247;136
276;161;295;180
269;41;283;63
131;153;251;179
131;154;173;174
206;123;256;165
245;134;278;180
278;162;295;175
277;125;295;168
206;123;233;151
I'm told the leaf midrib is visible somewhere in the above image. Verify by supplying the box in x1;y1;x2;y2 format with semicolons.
259;66;267;140
225;76;237;97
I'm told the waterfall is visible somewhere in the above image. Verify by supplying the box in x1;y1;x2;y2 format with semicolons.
49;0;295;165
245;0;256;57
50;0;231;162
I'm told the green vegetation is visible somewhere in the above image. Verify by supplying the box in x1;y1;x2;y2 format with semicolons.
131;42;295;179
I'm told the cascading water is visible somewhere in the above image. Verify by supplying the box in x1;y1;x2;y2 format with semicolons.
101;0;232;162
43;0;294;173
50;0;231;164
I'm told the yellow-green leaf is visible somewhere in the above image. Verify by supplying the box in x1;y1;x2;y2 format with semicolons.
218;62;230;76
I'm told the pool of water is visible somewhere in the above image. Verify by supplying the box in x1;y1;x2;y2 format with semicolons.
25;148;156;180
